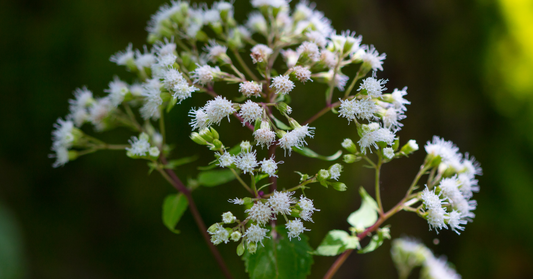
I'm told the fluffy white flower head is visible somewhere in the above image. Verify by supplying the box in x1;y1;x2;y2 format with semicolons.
250;44;273;64
293;66;312;83
239;81;262;97
447;210;467;234
267;191;294;215
361;45;386;71
358;124;395;154
391;87;410;112
189;108;210;130
191;65;221;85
110;43;134;66
209;223;229;245
238;100;262;125
338;98;378;123
217;152;234;167
270;75;295;95
205;40;228;62
260;156;283;177
204;96;236;125
244;224;269;246
127;134;150;156
298;196;320;222
222;211;236;224
254;122;276;149
235;150;258;174
297;41;320;61
329;164;343;181
383;147;395;159
358;75;387;98
426;207;448;233
421;186;446;210
245;202;273;226
286;218;310;240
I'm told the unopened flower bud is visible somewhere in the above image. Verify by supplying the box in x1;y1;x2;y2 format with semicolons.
331;182;347;192
149;147;160;157
247;242;257;254
400;139;419;155
231;231;242;242
343;154;359;163
199;128;215;142
222;211;236;224
341;138;357;153
210;127;220;140
236;241;245;256
240;141;252;152
208;223;220;233
317;169;330;181
190;132;208;145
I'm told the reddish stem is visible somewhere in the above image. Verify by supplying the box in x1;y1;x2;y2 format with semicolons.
160;156;233;279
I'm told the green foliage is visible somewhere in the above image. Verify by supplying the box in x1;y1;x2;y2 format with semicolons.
347;187;379;230
162;193;188;234
314;230;359;256
165;155;199;169
358;227;391;254
197;169;236;187
243;227;313;279
292;147;343;161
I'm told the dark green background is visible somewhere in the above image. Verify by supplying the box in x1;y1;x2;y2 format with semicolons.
1;0;532;278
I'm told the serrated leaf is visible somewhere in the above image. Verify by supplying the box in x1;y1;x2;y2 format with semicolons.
197;169;236;187
347;187;379;230
162;193;188;234
358;227;391;254
314;230;359;256
292;147;343;161
243;227;313;279
165;155;198;169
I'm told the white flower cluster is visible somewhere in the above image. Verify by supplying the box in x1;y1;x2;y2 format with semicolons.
210;192;319;253
419;137;481;234
126;133;160;158
391;237;461;279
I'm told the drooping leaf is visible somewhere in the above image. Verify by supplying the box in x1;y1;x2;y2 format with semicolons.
165;155;199;169
243;227;313;279
314;230;359;256
292;147;343;161
347;187;379;230
197;169;236;187
162;193;188;234
358;227;391;254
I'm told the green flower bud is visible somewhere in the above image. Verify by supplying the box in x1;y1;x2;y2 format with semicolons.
190;132;208;145
400;140;419;155
207;223;219;234
240;141;252;152
247;242;257;254
331;182;347;192
231;231;242;242
341;138;357;153
317;169;330;181
236;241;245;256
210;127;220;140
343;154;359;164
199;128;215;142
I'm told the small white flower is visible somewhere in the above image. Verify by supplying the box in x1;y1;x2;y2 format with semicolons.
239;81;263;98
422;255;462;279
228;198;244;205
244;224;269;246
267;191;294;215
135;46;156;69
105;77;129;107
278;125;315;155
383;147;395;159
329;164;343;181
461;154;482;178
230;231;242;242
358;124;395;154
391;87;411;112
305;30;327;48
50;145;69;168
246;12;267;34
173;79;198;103
286;218;310;240
149;147;160;157
203;9;221;24
447;210;467;234
191;64;221;85
251;0;288;9
297;41;320;61
260;156;283;177
127;134;150;156
293;66;312;83
382;107;406;130
271;75;295;95
188;108;210;131
281;49;299;68
338;98;379;123
298;196;320;222
209;223;230;245
147;2;181;35
205;40;228;62
140;78;163;120
426;207;448;233
52;118;75;149
320;50;338;69
204;96;236;125
361;45;386;71
238;100;262;125
110;43;135;66
335;72;350;91
235;150;258;174
358;74;387;98
457;173;479;199
254;122;276;149
452;196;476;221
245;202;273;226
69;87;93;111
222;212;236;224
438;177;462;205
89;97;113;131
153;38;176;56
424;136;461;165
162;68;185;92
421;186;446;210
250;44;273;64
217;152;235;167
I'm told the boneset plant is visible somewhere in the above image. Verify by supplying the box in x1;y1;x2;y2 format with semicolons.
50;1;481;278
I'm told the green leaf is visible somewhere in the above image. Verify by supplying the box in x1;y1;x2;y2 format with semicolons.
228;144;242;155
347;187;379;230
358;227;391;254
197;169;236;187
292;147;343;161
243;227;313;279
255;173;269;184
165;155;199;169
0;203;26;279
271;115;292;130
162;193;188;234
315;230;360;256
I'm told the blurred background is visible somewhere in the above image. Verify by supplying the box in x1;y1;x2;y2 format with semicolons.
1;0;532;278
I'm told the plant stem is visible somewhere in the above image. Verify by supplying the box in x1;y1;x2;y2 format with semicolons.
158;156;233;279
230;168;253;194
232;49;259;81
159;110;166;145
375;152;384;215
